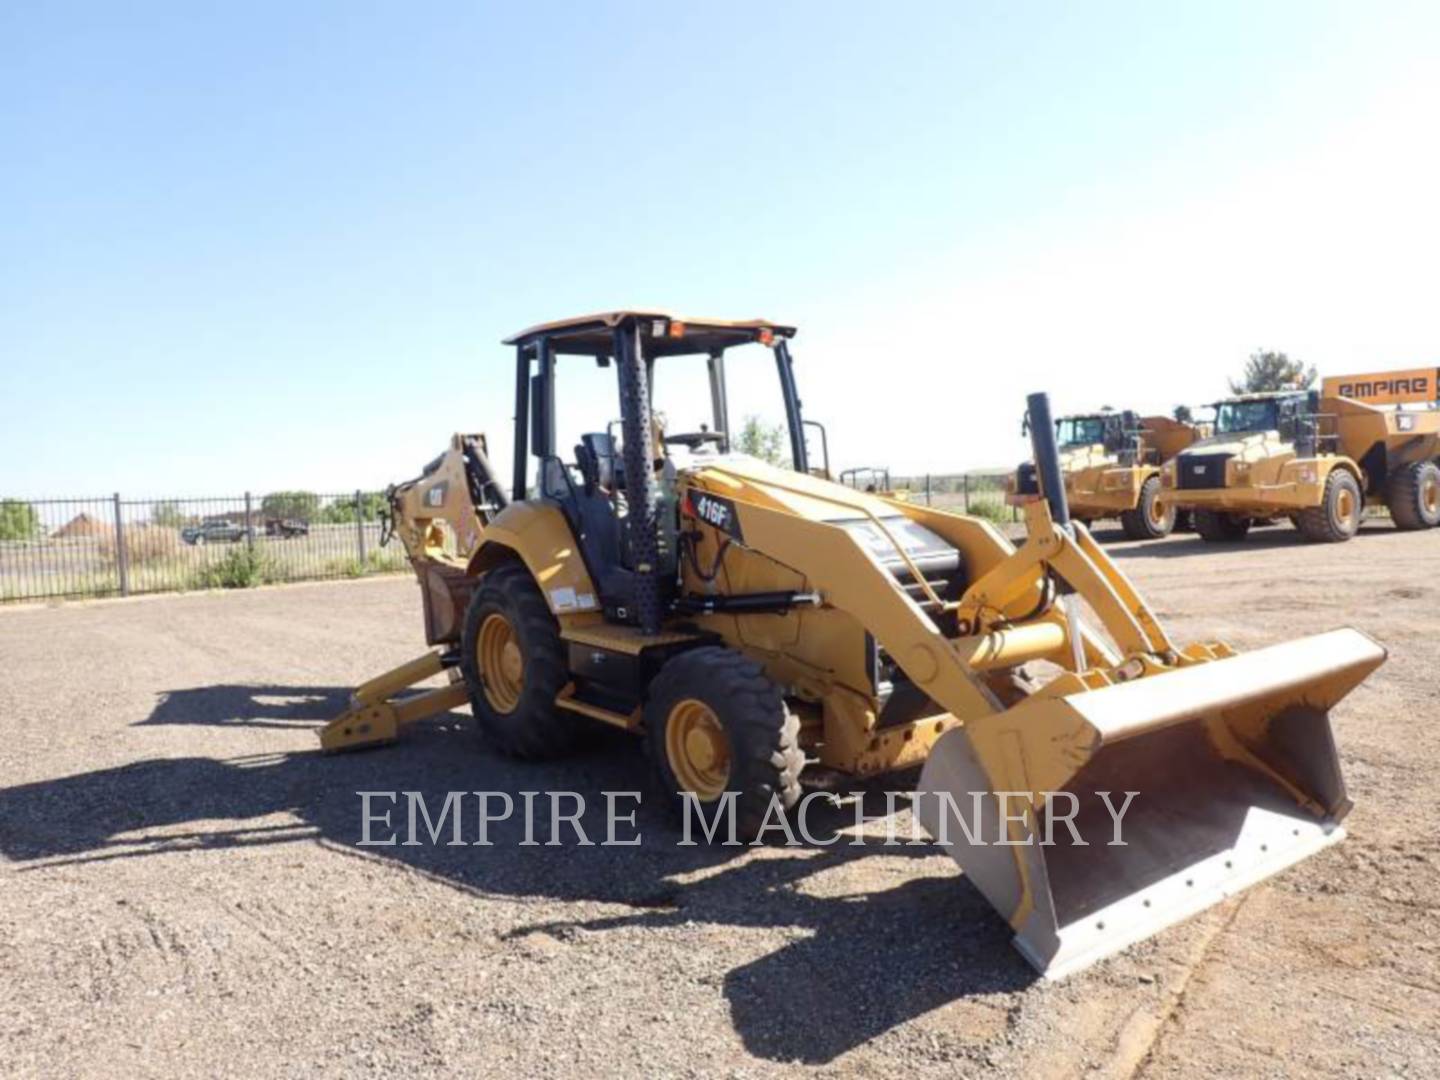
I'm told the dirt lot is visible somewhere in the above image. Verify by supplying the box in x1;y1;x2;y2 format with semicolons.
1;521;1437;1078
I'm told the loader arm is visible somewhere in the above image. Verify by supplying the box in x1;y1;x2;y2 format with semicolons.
720;489;1162;729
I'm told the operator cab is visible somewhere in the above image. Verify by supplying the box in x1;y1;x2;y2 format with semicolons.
504;312;826;626
1208;390;1320;445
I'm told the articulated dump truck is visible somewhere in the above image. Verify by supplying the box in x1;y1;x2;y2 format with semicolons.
325;312;1385;978
1006;410;1203;540
1158;368;1440;543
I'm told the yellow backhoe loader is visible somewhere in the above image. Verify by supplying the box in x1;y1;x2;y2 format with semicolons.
1006;410;1203;540
1158;369;1440;543
324;312;1384;978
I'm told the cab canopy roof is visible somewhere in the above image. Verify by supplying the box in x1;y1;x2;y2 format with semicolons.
503;311;796;358
1059;409;1119;420
1210;389;1311;405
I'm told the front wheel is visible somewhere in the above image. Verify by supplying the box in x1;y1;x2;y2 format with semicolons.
644;646;802;839
1297;470;1362;543
1120;476;1174;540
1193;509;1251;542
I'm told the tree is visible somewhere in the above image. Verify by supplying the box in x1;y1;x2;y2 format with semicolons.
315;492;387;524
1173;404;1194;423
735;415;788;466
1228;350;1316;394
260;491;321;522
150;500;186;528
0;500;39;541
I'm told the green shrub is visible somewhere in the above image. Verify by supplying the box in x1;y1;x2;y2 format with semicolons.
192;546;276;590
964;497;1012;524
325;548;408;579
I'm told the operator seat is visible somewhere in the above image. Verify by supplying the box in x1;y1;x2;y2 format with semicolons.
571;433;628;598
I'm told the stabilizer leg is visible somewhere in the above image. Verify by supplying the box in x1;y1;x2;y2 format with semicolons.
320;650;469;751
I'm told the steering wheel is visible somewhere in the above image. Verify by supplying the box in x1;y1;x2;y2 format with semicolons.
663;431;726;450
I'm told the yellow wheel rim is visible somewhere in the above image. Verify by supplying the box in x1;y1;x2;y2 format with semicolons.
665;699;731;801
1424;476;1439;516
1337;486;1357;525
1148;496;1168;529
477;613;524;713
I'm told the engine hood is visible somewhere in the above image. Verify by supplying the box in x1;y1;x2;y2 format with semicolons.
1058;442;1118;472
1176;430;1286;463
680;453;899;523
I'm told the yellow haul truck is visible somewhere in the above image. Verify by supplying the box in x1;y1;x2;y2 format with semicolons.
1158;371;1440;543
1006;410;1201;539
325;312;1384;978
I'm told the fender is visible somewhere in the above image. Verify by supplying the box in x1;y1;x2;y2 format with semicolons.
469;501;601;618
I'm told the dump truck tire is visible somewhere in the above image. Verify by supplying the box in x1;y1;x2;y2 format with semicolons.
1120;476;1173;540
1386;459;1440;530
645;646;802;839
1193;509;1251;542
1298;469;1362;543
460;562;587;759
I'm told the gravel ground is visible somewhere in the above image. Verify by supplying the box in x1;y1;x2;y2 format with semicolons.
1;521;1437;1078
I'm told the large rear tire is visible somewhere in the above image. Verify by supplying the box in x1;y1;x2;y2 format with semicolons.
1297;469;1362;543
1386;459;1440;531
1120;476;1174;540
1193;509;1251;542
460;562;586;759
644;646;802;839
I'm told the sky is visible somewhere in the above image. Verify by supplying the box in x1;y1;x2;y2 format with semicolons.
3;1;1439;497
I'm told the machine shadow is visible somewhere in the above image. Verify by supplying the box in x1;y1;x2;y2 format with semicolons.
139;684;353;729
0;685;1036;1063
1106;521;1399;560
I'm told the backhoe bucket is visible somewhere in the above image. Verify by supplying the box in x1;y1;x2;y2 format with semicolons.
915;628;1385;979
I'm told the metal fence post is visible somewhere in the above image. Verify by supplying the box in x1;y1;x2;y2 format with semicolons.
355;490;366;568
963;474;970;513
924;474;932;506
244;491;254;550
112;492;130;597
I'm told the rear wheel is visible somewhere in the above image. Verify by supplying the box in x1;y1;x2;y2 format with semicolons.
1297;469;1362;543
645;646;802;839
1386;459;1440;531
1120;476;1174;540
1193;509;1252;542
460;562;586;758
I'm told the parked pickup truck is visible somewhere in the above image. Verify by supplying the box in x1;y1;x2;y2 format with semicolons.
182;518;253;545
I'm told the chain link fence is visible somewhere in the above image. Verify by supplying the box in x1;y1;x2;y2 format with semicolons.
0;491;408;604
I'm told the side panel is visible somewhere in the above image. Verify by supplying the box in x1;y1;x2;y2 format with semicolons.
1322;368;1440;406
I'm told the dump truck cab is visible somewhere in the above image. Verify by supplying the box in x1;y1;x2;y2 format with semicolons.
1160;376;1440;542
1007;409;1198;540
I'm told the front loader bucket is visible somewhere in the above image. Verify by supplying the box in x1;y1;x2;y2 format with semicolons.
915;628;1385;979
